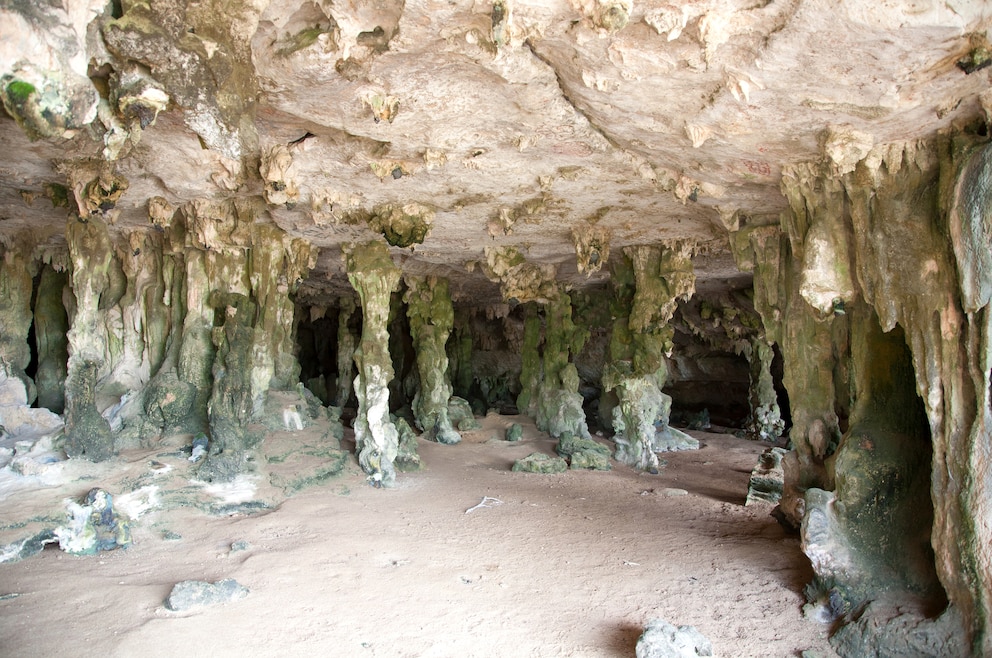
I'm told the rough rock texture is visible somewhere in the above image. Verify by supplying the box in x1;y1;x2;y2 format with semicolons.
164;579;249;612
635;618;713;658
735;133;992;652
1;1;992;654
745;446;787;506
54;488;131;556
511;452;568;474
404;275;460;444
603;244;696;470
346;241;402;487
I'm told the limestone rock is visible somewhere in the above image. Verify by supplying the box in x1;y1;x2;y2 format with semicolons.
635;618;713;658
394;416;423;472
0;529;57;564
746;447;788;506
556;433;612;471
505;423;523;442
512;452;567;474
54;488;131;556
164;579;249;612
829;602;967;658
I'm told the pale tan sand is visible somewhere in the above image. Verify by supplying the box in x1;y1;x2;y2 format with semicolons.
0;415;836;657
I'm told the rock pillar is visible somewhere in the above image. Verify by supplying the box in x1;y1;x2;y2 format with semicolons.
63;216;116;460
345;241;402;487
335;295;357;407
516;303;542;417
742;338;785;441
34;265;70;413
735;134;992;651
604;244;695;471
535;290;590;439
0;239;37;404
404;275;460;444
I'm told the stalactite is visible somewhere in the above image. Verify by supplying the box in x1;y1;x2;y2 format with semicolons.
737;130;992;652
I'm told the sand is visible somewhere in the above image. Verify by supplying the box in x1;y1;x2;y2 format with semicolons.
0;414;837;657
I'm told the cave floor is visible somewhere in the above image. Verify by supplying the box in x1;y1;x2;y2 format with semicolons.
0;416;836;657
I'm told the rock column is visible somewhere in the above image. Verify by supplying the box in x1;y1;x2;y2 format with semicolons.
742;338;785;441
63;216;116;460
735;135;992;650
0;238;37;403
535;290;590;439
335;295;357;407
604;244;695;471
345;241;402;487
404;275;460;444
33;265;70;413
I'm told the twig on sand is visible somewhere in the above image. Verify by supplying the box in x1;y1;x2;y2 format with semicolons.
465;496;503;514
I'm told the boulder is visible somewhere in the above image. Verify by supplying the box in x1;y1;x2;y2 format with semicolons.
164;579;249;612
635;618;713;658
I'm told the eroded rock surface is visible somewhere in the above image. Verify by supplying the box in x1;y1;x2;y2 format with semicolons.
1;1;991;654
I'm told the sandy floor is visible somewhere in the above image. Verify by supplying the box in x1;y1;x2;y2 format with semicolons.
0;413;837;657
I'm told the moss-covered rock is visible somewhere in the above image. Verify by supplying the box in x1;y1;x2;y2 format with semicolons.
394;416;423;472
405;275;460;444
368;203;435;248
556;433;612;471
512;452;567;474
33;266;69;414
199;292;261;482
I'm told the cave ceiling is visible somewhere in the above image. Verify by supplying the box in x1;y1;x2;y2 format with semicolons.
0;0;990;304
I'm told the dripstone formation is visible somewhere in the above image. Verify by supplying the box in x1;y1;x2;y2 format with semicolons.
1;1;991;654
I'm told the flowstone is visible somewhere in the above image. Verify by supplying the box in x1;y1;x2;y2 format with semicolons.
346;241;402;487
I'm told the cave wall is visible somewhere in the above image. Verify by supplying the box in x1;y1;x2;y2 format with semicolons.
734;127;992;652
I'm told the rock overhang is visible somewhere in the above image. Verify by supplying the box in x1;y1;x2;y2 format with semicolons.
0;0;988;305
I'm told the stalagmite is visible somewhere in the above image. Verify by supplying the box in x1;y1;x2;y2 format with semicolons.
404;275;460;444
345;240;402;487
742;338;784;441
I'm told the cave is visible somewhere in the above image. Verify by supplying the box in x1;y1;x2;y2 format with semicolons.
1;1;991;656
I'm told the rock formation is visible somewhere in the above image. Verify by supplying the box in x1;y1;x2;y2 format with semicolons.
1;0;991;653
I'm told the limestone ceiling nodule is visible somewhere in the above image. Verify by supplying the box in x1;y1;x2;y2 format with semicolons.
0;0;989;303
